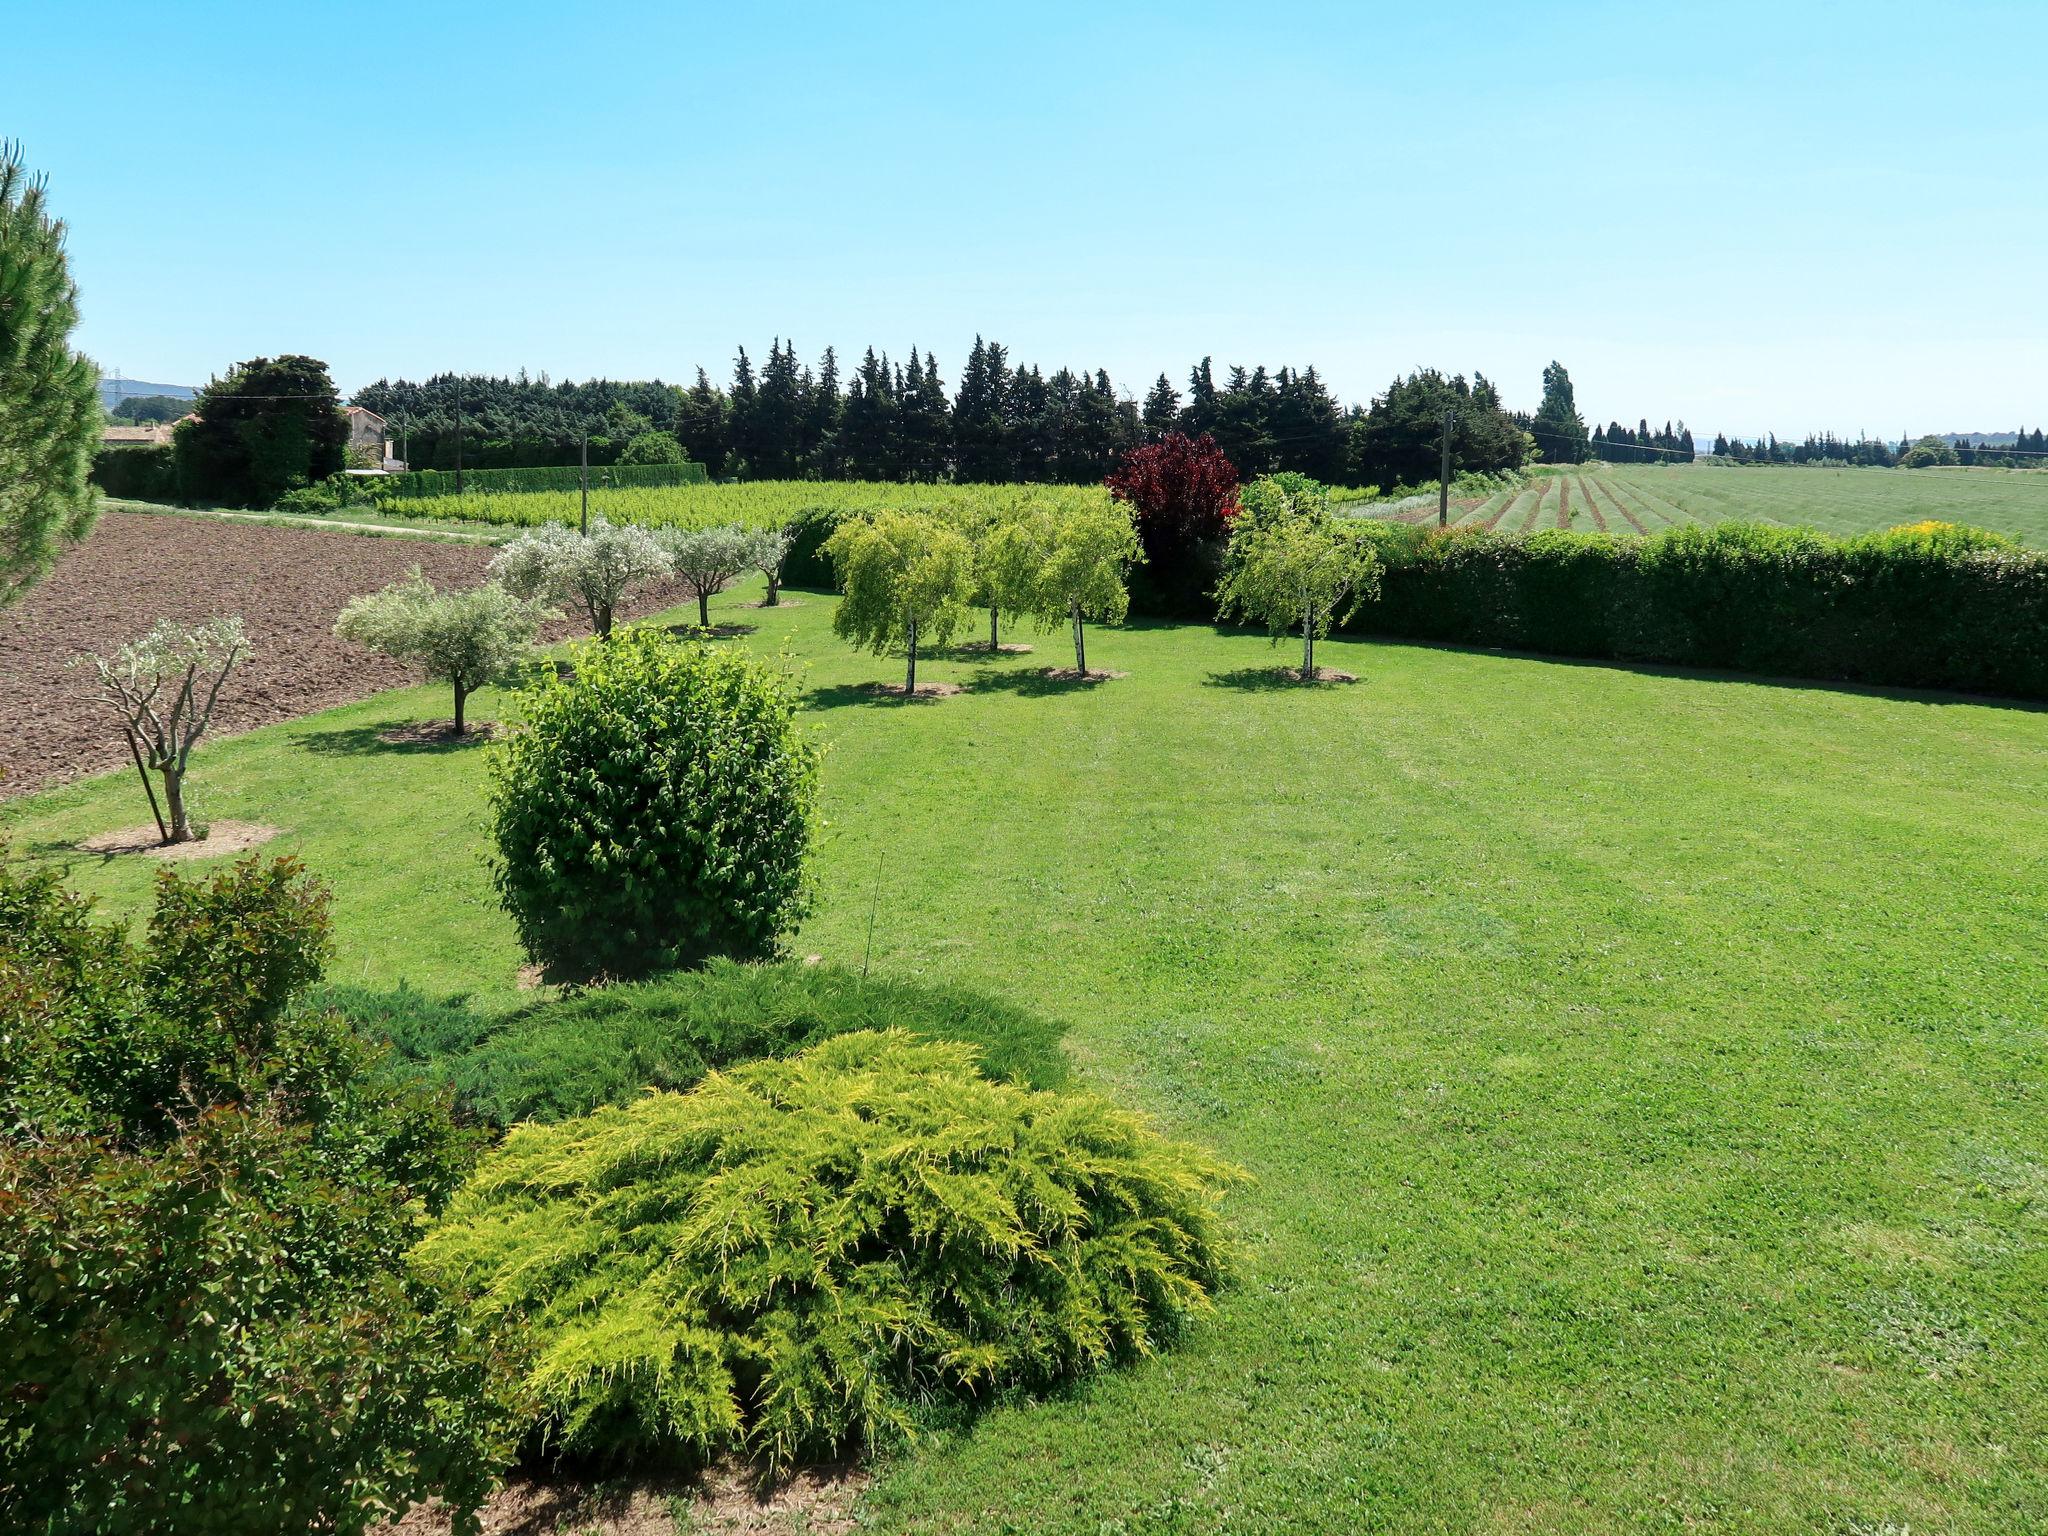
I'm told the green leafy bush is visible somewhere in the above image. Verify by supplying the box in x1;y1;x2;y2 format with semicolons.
416;1030;1240;1475
1347;519;2048;698
489;632;821;983
0;846;518;1534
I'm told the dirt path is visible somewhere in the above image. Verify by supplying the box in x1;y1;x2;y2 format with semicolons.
0;512;690;800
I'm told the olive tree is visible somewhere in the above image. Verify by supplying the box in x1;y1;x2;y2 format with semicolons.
755;522;796;606
658;523;770;628
73;617;247;843
1026;502;1141;675
823;511;974;694
1214;474;1381;682
488;518;669;639
333;568;553;734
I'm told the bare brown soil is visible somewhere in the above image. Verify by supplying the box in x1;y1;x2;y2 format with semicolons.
0;512;690;800
76;820;282;859
952;641;1034;654
1556;477;1573;528
1578;477;1608;532
390;1463;866;1536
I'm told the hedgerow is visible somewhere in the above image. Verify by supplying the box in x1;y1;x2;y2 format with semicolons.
1345;519;2048;698
414;1030;1242;1476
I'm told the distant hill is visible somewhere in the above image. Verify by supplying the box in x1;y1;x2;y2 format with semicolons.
98;377;197;411
1941;431;2021;446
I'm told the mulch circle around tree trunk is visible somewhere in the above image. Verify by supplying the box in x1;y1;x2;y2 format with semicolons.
955;642;1034;654
1278;667;1359;684
376;721;505;747
861;681;962;699
737;598;806;609
76;821;282;860
1041;668;1129;683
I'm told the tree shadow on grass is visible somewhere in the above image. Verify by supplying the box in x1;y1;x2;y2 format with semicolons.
804;682;954;711
1204;666;1360;693
664;622;757;641
959;665;1119;698
297;722;497;757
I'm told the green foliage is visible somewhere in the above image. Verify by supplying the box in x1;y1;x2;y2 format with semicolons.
824;509;976;689
173;355;347;508
335;567;552;731
1347;518;2048;696
1218;475;1382;677
0;848;515;1534
1897;435;1962;469
488;631;820;983
374;460;708;500
353;959;1070;1126
0;141;102;603
1024;498;1141;671
618;429;686;465
89;443;177;500
415;1030;1240;1475
970;496;1055;631
656;522;773;627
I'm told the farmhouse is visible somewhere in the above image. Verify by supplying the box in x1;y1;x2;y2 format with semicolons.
98;422;175;448
345;404;402;469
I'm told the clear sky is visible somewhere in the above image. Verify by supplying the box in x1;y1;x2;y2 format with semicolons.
9;0;2044;439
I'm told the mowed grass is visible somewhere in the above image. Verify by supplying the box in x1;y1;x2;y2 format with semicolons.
7;576;2048;1533
1421;463;2048;546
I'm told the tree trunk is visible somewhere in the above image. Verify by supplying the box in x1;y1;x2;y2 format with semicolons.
764;571;781;606
593;598;613;639
1071;603;1086;674
161;766;191;844
1302;621;1315;681
698;590;711;628
990;606;999;649
453;679;469;734
905;617;918;694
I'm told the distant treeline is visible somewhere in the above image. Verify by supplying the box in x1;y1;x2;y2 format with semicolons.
1591;420;1697;464
354;349;1683;491
1708;429;2047;469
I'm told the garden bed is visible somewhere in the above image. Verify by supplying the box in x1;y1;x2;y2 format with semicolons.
0;512;689;798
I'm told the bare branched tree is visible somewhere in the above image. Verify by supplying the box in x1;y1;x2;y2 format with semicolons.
74;617;247;843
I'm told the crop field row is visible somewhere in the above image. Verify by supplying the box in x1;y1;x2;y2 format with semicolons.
1380;464;2048;544
370;478;1115;531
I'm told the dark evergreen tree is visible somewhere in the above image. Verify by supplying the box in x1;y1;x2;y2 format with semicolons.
1142;373;1181;439
1528;360;1590;464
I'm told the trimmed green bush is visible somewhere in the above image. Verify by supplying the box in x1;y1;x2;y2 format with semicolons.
488;632;821;983
414;1030;1240;1474
1346;519;2048;698
89;444;177;501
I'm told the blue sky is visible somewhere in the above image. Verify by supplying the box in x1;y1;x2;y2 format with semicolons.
10;1;2044;437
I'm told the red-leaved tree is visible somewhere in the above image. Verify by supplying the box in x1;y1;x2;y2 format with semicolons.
1105;433;1240;575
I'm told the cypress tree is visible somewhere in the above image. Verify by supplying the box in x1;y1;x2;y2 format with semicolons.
0;141;102;603
1143;373;1181;438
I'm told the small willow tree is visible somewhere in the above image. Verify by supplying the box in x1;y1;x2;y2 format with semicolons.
333;568;552;733
1027;501;1141;675
968;498;1053;651
74;617;247;843
823;511;974;693
1214;474;1381;682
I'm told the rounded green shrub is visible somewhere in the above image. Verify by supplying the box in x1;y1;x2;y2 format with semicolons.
415;1030;1241;1474
488;632;821;984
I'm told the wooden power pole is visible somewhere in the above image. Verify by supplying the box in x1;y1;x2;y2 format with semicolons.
454;391;464;495
579;432;590;534
1438;407;1455;527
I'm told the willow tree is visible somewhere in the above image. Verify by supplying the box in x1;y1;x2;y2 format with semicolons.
1027;501;1140;675
1214;474;1380;682
0;141;101;604
969;497;1054;650
823;510;973;693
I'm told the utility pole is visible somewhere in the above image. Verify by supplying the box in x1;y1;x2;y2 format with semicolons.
579;431;590;535
454;389;464;496
1438;406;1456;527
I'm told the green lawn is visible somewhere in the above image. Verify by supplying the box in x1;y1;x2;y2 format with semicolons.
7;579;2047;1534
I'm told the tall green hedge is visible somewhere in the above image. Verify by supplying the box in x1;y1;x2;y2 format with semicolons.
374;460;706;500
1343;521;2048;699
89;445;177;501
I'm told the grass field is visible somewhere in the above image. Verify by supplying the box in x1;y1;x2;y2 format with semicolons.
1375;463;2048;545
7;578;2048;1533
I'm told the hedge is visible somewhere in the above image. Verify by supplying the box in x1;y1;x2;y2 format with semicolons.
89;445;177;501
1342;520;2048;699
372;459;707;500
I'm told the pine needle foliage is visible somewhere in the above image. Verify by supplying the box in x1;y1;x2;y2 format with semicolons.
416;1030;1242;1476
